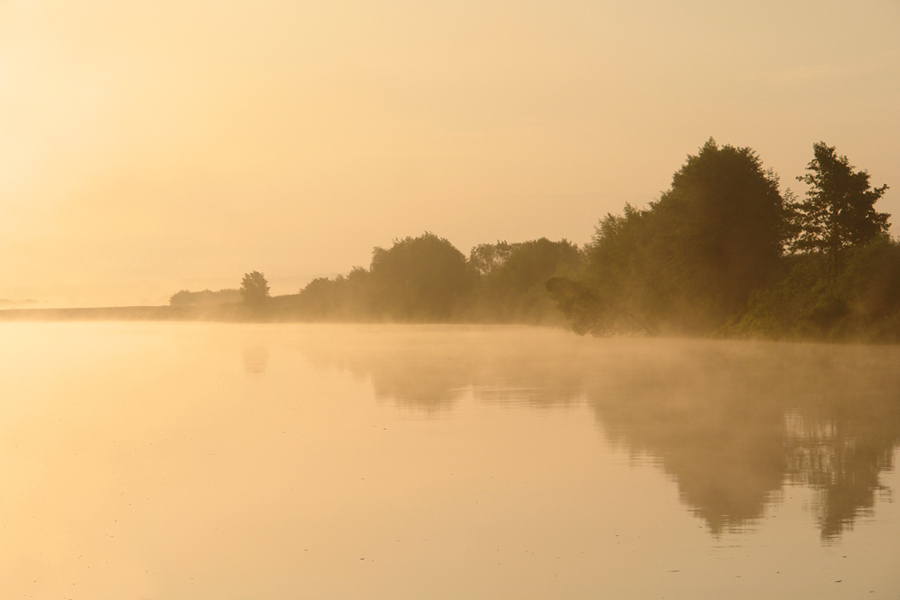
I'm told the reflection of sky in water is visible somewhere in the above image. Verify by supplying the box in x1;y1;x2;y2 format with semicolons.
242;343;269;374
291;326;900;540
2;323;899;599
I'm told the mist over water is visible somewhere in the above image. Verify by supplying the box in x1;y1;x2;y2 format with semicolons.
2;323;898;598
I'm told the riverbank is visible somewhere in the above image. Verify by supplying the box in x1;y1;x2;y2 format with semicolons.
0;305;239;322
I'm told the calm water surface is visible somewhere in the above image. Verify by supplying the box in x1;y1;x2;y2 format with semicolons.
1;323;899;599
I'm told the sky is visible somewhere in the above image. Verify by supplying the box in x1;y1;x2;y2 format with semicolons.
1;0;898;307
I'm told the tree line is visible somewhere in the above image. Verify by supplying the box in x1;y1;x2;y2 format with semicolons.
549;140;895;341
176;140;897;341
274;235;583;325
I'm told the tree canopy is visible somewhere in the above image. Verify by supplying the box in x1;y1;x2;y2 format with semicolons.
790;142;890;257
163;139;896;341
170;288;241;307
474;238;583;321
368;232;472;320
579;139;790;334
240;271;270;308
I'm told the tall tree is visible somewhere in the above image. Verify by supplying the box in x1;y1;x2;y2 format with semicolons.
791;142;889;257
240;271;270;308
369;232;471;320
581;139;791;333
654;140;790;311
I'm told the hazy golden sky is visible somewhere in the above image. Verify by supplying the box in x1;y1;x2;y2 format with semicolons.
1;0;898;306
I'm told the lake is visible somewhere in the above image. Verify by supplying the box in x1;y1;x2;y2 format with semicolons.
2;322;899;599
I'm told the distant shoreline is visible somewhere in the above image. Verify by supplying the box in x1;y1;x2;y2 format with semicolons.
0;303;564;327
2;303;898;346
0;304;242;322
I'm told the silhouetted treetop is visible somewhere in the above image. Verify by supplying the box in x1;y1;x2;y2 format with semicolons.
193;138;895;340
240;271;270;308
579;139;791;334
169;288;240;307
369;232;472;320
790;142;890;257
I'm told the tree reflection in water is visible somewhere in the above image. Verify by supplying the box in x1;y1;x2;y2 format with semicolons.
295;326;900;540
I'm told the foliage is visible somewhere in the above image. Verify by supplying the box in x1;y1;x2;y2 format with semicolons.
169;288;241;307
732;238;900;342
368;232;472;320
240;271;270;308
580;139;790;334
472;238;583;322
169;139;893;342
296;267;372;320
469;241;516;277
726;145;895;341
653;139;789;326
291;235;582;324
790;143;889;257
545;276;654;335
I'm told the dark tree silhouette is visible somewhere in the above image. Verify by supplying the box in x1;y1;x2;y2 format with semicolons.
791;142;889;257
296;267;373;320
240;271;270;308
545;277;654;336
652;139;790;322
169;288;240;307
469;241;516;277
578;139;791;334
476;238;583;321
369;232;471;320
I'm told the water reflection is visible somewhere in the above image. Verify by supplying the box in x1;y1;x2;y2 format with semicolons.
242;342;270;374
784;411;894;540
295;327;900;540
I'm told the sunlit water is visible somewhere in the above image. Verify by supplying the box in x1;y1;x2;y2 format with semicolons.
2;322;899;599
